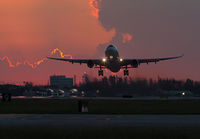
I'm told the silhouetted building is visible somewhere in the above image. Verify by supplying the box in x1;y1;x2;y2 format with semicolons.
50;75;73;88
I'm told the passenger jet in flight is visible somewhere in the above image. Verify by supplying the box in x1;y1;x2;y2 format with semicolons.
48;45;183;76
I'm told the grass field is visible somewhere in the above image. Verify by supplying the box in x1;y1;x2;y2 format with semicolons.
1;99;200;114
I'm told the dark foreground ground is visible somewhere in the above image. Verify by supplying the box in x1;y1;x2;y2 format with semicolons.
0;114;200;139
1;98;200;114
1;99;200;139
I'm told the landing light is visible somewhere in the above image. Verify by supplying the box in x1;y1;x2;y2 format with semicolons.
81;91;85;96
102;58;106;62
96;90;100;94
120;58;123;62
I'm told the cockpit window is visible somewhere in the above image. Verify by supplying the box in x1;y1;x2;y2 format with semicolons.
108;45;114;48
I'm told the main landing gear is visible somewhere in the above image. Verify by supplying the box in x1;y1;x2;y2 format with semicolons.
98;66;104;76
124;69;129;76
123;65;129;76
98;70;104;76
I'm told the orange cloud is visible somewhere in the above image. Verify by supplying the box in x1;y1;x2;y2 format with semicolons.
51;48;72;59
89;0;102;19
0;48;72;69
121;33;133;43
0;56;15;68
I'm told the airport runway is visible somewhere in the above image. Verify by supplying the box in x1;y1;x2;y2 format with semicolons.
0;114;200;129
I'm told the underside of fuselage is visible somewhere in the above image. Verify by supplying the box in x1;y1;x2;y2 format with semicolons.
107;61;121;72
105;45;121;72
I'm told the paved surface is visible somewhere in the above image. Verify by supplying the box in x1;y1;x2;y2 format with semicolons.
10;96;200;100
0;114;200;129
2;95;200;100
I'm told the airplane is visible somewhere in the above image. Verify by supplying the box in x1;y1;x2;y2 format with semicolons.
48;44;183;76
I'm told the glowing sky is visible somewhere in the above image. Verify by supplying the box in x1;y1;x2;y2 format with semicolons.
0;0;200;84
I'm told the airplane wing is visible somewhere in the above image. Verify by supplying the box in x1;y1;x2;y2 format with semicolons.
47;57;102;65
121;55;184;67
48;54;183;68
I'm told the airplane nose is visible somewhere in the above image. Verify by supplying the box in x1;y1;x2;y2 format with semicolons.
108;45;114;48
105;45;119;58
106;45;117;51
107;45;117;49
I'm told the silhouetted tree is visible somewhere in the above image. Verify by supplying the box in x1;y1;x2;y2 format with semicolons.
79;76;200;97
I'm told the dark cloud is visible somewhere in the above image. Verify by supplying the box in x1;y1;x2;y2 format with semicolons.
96;0;200;80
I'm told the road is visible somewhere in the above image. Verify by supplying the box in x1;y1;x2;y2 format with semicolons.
0;114;200;129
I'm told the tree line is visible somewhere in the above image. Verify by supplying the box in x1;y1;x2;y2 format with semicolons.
79;76;200;97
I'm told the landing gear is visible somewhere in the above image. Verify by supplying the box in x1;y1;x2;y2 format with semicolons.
98;66;104;76
98;70;104;76
124;70;129;76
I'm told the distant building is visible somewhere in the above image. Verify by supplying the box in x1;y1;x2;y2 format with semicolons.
50;75;73;88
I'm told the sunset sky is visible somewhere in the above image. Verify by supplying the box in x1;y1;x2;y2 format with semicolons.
0;0;200;84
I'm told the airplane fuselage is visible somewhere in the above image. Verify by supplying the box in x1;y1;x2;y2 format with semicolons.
104;45;121;72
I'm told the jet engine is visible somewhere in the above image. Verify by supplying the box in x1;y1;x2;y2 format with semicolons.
131;60;139;68
87;60;94;68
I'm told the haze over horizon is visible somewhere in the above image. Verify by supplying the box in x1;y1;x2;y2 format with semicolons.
0;0;199;84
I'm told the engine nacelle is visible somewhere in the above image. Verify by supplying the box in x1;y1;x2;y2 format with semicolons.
87;60;94;68
131;60;139;68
